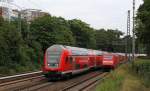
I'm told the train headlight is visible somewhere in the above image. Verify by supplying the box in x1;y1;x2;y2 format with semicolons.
47;63;59;67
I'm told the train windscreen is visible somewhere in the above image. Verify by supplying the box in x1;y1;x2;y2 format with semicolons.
46;45;63;68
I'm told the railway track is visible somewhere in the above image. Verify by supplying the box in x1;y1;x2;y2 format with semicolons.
16;72;98;91
0;71;108;91
0;71;46;91
0;74;5;77
60;72;108;91
24;71;108;91
0;71;42;83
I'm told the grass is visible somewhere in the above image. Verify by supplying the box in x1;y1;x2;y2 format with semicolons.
96;58;150;91
96;65;126;91
96;77;122;91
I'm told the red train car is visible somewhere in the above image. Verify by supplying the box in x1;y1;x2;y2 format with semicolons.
101;53;127;69
101;53;120;69
43;45;102;78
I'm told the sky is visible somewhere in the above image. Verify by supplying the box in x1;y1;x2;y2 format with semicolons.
13;0;143;34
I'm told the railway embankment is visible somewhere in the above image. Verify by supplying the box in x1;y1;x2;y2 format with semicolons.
96;58;150;91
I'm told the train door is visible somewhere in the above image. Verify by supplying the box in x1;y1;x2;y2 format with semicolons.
66;56;76;71
88;56;93;68
69;56;83;74
65;56;72;71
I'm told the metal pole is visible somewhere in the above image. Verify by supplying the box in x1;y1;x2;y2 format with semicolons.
126;11;128;59
126;10;131;61
18;11;22;35
27;21;31;39
9;3;23;35
128;10;131;61
132;0;135;61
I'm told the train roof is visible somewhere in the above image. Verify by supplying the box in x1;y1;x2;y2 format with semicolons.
46;45;103;55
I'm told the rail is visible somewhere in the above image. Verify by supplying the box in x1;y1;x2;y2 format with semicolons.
60;72;108;91
0;71;42;83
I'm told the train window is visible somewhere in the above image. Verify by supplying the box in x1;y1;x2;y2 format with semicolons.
104;55;113;60
65;57;69;63
72;50;88;55
83;64;88;68
69;57;73;63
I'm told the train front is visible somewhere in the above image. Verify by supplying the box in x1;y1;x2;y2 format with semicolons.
43;45;66;78
102;54;118;69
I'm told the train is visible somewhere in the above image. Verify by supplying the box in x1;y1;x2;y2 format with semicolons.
42;45;127;79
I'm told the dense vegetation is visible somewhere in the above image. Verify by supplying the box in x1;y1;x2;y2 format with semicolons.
0;14;132;75
136;0;150;56
0;17;41;74
95;29;126;52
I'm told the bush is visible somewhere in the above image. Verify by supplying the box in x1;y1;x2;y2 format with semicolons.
131;59;150;87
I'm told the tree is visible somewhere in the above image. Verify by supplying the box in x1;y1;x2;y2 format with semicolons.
136;0;150;56
0;17;41;74
95;29;124;52
95;29;109;50
11;18;29;40
107;29;124;52
30;15;75;52
69;19;96;49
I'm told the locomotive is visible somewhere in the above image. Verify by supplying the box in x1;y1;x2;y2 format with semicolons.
43;45;127;78
101;53;126;69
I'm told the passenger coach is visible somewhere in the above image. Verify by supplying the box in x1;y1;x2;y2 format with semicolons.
43;45;103;78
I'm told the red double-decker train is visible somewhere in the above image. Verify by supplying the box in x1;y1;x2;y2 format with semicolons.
43;45;127;78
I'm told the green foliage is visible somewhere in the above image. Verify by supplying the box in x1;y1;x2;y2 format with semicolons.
96;75;124;91
0;20;22;66
0;17;40;75
96;69;125;91
11;19;29;40
95;29;124;52
95;29;109;50
69;19;96;49
31;15;75;51
137;0;150;56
